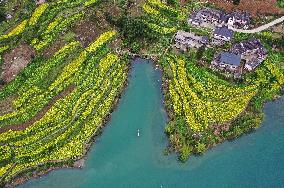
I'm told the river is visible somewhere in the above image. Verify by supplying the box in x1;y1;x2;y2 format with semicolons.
19;59;284;188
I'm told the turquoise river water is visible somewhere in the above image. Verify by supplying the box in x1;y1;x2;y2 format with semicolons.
20;59;284;188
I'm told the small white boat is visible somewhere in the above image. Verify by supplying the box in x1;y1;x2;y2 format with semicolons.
137;129;140;137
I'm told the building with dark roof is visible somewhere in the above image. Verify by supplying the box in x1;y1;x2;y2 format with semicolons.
211;39;268;75
173;31;209;51
220;52;241;68
228;12;251;29
231;39;268;71
188;8;222;28
231;39;267;55
211;52;242;72
213;26;234;41
188;8;251;30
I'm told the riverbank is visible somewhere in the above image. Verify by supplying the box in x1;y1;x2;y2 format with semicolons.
7;53;283;187
1;0;283;186
18;60;284;188
2;60;132;188
156;51;284;160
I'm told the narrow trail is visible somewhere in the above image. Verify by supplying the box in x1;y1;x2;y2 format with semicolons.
0;85;75;134
231;16;284;33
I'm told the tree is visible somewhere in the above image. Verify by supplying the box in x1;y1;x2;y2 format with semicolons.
0;7;6;23
196;142;206;154
166;0;179;7
0;79;5;86
180;145;192;162
277;0;284;8
232;0;240;5
196;45;205;60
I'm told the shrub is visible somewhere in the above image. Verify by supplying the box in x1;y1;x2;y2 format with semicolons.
0;7;6;23
277;0;284;8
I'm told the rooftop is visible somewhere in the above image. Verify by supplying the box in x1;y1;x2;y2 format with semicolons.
190;8;222;22
220;52;241;66
214;26;234;39
174;31;209;44
231;39;267;55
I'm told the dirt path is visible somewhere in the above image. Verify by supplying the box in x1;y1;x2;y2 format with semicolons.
0;85;75;134
231;16;284;33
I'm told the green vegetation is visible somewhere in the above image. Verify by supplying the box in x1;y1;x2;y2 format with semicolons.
0;0;129;185
232;0;241;5
161;50;284;161
139;0;284;161
0;0;283;186
277;0;284;8
0;7;5;23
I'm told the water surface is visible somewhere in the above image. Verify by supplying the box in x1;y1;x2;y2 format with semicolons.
20;59;284;188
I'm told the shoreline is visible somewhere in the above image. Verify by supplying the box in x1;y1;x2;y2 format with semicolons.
3;57;284;187
158;56;284;158
3;59;133;188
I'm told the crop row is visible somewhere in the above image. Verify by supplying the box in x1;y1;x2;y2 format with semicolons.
142;0;183;35
165;55;256;132
0;2;50;42
0;0;100;51
0;31;116;128
0;42;82;127
0;31;127;181
1;58;126;181
31;12;85;50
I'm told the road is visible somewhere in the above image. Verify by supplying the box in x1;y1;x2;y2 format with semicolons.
231;16;284;33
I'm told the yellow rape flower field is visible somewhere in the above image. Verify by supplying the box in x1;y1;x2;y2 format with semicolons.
0;0;283;186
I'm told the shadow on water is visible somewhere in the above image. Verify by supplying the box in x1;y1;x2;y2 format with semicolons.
20;59;284;188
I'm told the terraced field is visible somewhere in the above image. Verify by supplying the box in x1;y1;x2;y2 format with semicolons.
141;0;284;160
0;0;129;185
162;53;284;160
0;0;283;186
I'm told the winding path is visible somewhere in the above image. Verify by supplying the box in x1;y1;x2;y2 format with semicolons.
231;16;284;33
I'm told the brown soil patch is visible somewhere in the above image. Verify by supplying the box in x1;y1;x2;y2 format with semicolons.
272;23;284;33
73;158;85;168
105;4;122;18
108;38;123;51
1;44;35;83
42;39;66;58
206;0;284;18
36;0;46;5
128;0;146;17
0;85;75;134
0;96;16;116
73;20;102;47
180;0;190;6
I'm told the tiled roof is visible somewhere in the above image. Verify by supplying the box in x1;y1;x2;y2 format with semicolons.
231;39;267;55
220;52;241;66
214;26;233;39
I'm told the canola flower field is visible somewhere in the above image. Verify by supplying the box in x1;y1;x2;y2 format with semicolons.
140;0;284;160
0;0;283;185
0;0;129;184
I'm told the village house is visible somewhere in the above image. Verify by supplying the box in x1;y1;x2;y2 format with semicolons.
173;31;209;51
227;12;251;29
211;39;267;75
213;26;234;41
230;39;268;71
211;52;242;72
188;8;251;30
221;12;251;29
188;8;222;28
